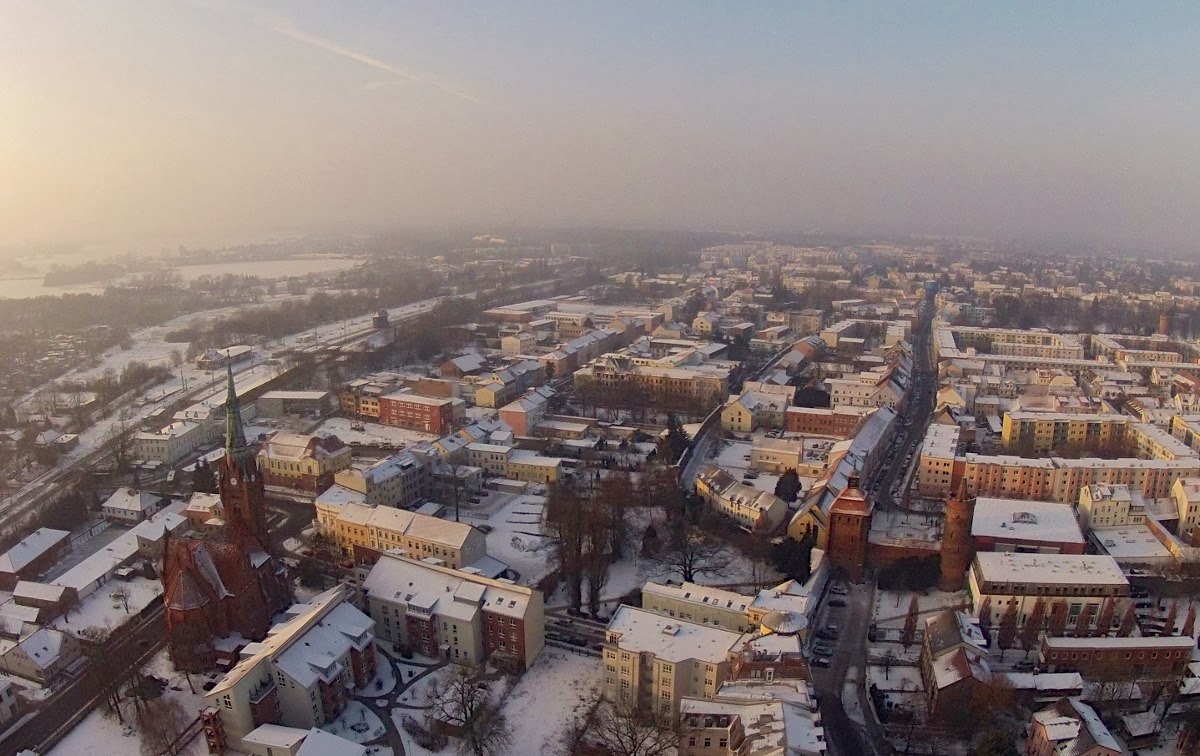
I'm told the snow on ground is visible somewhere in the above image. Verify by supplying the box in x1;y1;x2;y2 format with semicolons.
872;589;967;629
498;649;601;756
398;665;454;707
473;494;553;588
358;650;397;697
50;649;209;756
866;664;923;693
54;576;163;639
317;417;438;448
324;700;386;744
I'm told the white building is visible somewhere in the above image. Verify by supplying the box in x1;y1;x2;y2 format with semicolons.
202;587;376;753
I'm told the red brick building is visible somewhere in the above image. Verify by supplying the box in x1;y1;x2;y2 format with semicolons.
784;406;870;438
163;370;292;672
0;528;71;590
378;391;456;434
1040;636;1194;679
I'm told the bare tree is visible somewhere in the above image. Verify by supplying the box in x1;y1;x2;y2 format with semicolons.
138;696;190;756
589;699;681;756
111;584;132;614
649;527;730;583
425;663;511;756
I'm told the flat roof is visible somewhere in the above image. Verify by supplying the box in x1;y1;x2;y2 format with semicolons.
973;552;1127;587
971;497;1085;545
605;605;743;664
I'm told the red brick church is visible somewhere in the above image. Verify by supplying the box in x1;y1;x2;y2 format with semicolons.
162;369;292;672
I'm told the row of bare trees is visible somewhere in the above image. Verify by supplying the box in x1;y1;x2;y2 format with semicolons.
544;471;633;616
978;596;1198;660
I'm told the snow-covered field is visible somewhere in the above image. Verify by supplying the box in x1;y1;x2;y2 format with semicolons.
498;649;601;755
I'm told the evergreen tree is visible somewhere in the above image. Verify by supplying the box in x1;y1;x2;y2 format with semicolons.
1019;598;1046;656
997;602;1019;660
774;469;802;504
901;596;920;649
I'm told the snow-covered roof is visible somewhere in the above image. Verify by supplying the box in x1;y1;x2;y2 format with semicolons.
970;497;1085;545
242;724;308;749
101;488;168;516
642;581;750;614
0;528;69;575
362;553;534;621
972;552;1127;589
296;728;367;756
604;606;743;664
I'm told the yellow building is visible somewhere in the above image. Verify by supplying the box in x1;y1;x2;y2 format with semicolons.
314;485;487;569
602;607;740;719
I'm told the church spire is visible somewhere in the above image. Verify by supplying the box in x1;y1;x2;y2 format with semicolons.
224;364;248;459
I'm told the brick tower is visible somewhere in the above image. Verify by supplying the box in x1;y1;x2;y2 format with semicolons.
938;482;974;592
218;366;271;550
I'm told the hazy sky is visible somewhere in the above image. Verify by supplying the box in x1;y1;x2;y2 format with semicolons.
3;2;1199;253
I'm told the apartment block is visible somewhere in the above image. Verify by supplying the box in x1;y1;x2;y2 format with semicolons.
694;465;788;531
202;587;376;753
378;391;458;435
258;433;352;497
314;486;487;570
602;607;742;718
361;553;543;671
333;450;431;509
641;582;754;633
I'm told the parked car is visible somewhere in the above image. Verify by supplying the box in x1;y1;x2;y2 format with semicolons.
830;584;849;596
812;657;831;668
816;628;840;641
812;644;835;657
828;598;847;608
1013;661;1036;672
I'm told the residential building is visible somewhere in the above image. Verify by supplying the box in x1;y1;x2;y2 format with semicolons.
694;465;788;531
918;610;990;717
574;355;730;413
641;582;754;633
258;433;352;497
333;450;431;509
0;528;70;590
132;420;208;465
784;406;871;438
361;553;544;671
201;587;376;754
99;488;171;524
313;487;488;570
678;691;827;755
497;386;555;437
0;626;81;685
378;391;458;434
916;424;960;498
719;387;792;433
602;607;742;718
1026;698;1121;756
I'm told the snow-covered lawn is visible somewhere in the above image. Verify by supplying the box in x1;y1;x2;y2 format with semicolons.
872;588;967;629
474;494;554;587
866;664;924;693
50;649;210;756
54;576;164;640
357;650;398;697
498;649;601;755
324;700;386;744
398;665;454;707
